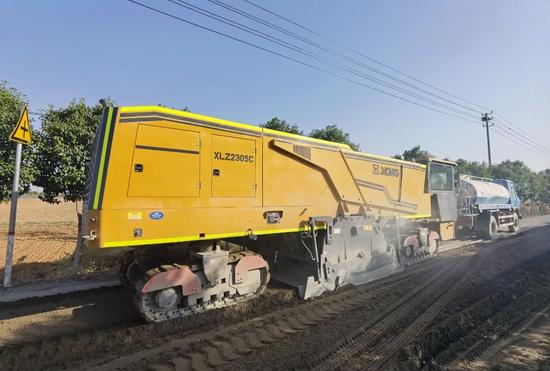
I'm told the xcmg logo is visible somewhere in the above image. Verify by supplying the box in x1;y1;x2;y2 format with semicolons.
372;164;400;177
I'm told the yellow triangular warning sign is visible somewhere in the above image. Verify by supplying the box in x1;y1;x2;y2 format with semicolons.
10;106;32;145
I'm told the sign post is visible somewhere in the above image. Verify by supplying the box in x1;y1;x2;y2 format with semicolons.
3;106;32;288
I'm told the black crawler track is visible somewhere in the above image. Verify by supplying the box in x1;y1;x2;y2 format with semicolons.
132;251;269;322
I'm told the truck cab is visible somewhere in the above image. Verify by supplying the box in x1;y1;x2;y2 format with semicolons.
492;179;522;218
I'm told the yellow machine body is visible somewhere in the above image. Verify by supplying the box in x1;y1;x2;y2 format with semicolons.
85;106;431;249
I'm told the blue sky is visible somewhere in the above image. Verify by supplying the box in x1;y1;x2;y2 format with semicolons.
1;0;549;170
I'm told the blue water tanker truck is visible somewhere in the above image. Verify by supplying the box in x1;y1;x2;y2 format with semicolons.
457;175;521;239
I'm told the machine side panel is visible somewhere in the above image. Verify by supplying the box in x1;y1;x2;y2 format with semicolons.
399;165;431;217
87;106;433;248
265;139;362;208
344;153;430;217
127;124;201;198
211;134;256;198
261;139;337;209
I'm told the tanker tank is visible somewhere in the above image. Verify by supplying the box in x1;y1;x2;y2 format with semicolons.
459;176;511;206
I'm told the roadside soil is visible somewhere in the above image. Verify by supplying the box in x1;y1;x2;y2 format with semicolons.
0;215;548;370
457;305;550;370
0;198;121;284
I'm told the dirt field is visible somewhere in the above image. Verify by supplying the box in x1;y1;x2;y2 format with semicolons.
0;198;120;284
0;216;549;370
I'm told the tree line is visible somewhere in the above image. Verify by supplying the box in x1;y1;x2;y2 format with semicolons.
260;117;360;151
392;145;550;202
1;81;549;207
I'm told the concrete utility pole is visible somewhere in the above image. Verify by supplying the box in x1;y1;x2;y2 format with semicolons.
482;112;494;166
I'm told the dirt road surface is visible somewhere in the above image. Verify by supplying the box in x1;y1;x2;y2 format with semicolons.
0;216;549;370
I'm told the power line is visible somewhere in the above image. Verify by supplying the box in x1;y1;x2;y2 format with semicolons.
240;0;549;162
494;112;545;143
126;0;482;125
495;118;550;151
241;0;492;112
492;121;550;158
209;0;481;115
492;125;550;159
493;126;550;159
493;113;550;151
493;120;550;155
167;0;480;120
127;0;549;162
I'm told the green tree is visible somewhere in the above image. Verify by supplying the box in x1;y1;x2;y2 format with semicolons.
491;160;540;201
455;159;492;178
34;99;109;203
538;169;550;203
260;117;302;135
393;145;431;162
392;143;549;203
34;99;111;266
0;81;37;202
309;124;360;150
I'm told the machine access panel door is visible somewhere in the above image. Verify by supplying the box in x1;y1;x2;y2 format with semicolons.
127;125;201;198
211;134;256;198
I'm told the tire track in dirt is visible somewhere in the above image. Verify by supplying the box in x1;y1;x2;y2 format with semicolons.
468;305;550;368
311;248;482;371
438;273;550;369
397;238;550;370
83;265;442;371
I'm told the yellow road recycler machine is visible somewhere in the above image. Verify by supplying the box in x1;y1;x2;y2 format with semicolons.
82;106;466;322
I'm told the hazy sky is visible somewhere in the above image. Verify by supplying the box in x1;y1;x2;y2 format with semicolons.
1;0;549;170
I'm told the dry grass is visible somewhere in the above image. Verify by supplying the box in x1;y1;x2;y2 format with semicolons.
0;198;120;285
522;204;550;218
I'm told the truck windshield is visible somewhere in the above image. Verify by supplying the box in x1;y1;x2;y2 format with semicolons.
430;163;454;191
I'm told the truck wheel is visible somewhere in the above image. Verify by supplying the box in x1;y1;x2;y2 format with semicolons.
482;216;498;240
508;213;519;233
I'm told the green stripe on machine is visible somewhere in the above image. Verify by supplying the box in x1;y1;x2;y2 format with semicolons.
93;108;113;209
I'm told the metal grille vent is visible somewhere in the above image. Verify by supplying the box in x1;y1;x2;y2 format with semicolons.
293;145;311;159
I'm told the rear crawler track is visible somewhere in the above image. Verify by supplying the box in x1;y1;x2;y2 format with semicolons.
121;246;269;322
